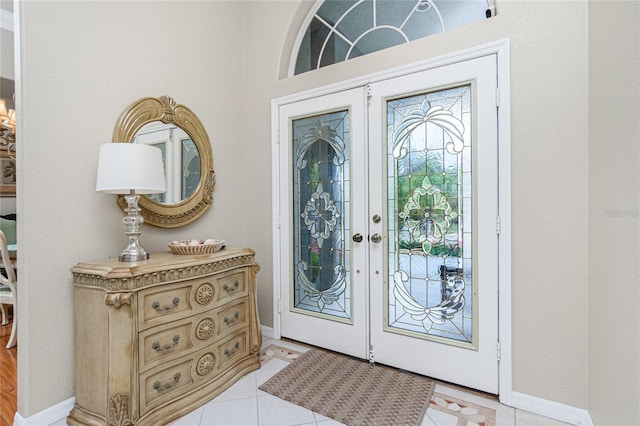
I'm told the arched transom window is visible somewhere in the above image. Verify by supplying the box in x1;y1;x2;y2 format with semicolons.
292;0;495;75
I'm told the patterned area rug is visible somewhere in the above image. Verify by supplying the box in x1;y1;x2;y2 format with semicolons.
259;348;435;426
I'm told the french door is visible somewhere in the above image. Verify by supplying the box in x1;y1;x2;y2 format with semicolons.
277;55;500;393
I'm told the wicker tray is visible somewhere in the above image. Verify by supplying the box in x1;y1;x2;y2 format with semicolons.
168;239;226;255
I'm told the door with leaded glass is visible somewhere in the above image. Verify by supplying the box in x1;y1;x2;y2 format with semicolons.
277;54;499;393
277;88;369;359
368;55;499;393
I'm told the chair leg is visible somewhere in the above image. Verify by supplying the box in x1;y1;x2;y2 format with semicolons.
0;303;7;326
6;304;16;349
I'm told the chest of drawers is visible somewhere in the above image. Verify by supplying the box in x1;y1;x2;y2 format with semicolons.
67;248;261;426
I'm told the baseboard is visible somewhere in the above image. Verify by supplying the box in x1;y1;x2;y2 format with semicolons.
261;325;276;339
13;397;74;426
510;391;593;426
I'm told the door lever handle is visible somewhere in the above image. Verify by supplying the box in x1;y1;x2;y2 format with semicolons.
352;233;363;243
371;233;382;243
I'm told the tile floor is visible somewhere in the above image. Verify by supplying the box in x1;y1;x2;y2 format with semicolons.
163;338;572;426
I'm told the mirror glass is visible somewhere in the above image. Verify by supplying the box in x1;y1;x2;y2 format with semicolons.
133;121;201;205
112;96;215;228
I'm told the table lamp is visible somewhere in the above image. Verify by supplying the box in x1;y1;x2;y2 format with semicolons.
96;143;166;262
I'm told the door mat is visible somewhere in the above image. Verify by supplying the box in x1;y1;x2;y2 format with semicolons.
259;348;435;426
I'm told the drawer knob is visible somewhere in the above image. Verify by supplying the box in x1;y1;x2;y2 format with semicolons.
153;372;181;392
152;334;180;352
223;311;240;326
151;297;180;313
223;281;240;293
224;341;241;357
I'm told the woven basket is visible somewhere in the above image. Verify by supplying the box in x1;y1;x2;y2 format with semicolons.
168;239;226;255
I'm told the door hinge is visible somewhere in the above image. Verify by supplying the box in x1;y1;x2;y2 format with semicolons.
277;300;283;313
366;83;373;98
496;341;502;362
496;215;501;235
496;87;500;108
368;346;375;365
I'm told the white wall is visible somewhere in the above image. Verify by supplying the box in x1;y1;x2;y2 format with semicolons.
17;0;247;417
588;1;640;425
243;0;590;411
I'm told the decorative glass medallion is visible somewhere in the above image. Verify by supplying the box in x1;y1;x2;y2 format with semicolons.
386;85;474;345
292;111;351;320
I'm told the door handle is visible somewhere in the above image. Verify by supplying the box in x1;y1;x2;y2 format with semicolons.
352;233;363;243
371;233;382;243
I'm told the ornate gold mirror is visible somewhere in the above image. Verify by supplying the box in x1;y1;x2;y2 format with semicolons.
112;96;215;228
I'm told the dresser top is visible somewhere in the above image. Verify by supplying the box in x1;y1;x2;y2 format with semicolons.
71;247;257;291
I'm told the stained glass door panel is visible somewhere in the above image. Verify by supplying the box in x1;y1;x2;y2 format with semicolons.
292;111;351;321
181;139;200;200
149;142;167;204
387;85;474;346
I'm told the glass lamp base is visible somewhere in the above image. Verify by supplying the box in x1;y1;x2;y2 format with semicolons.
119;247;149;262
119;193;150;262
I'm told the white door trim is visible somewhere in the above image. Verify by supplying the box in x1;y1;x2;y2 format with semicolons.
272;39;512;400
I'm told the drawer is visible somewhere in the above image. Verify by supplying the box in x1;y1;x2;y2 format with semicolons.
215;270;248;305
140;328;250;415
216;329;250;370
138;298;249;372
216;298;249;337
140;355;195;415
139;322;192;370
138;272;249;330
139;283;192;326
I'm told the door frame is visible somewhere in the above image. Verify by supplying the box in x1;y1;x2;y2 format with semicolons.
271;39;512;402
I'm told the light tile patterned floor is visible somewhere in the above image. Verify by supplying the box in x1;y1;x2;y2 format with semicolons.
163;338;572;426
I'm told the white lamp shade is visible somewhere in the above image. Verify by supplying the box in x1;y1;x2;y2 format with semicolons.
96;143;167;194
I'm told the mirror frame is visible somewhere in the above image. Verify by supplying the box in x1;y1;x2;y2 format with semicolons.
112;95;216;228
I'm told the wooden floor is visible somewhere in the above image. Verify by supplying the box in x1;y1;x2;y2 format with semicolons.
0;307;17;426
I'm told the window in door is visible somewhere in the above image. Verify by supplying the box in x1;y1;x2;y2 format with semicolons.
386;84;475;347
292;110;352;321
